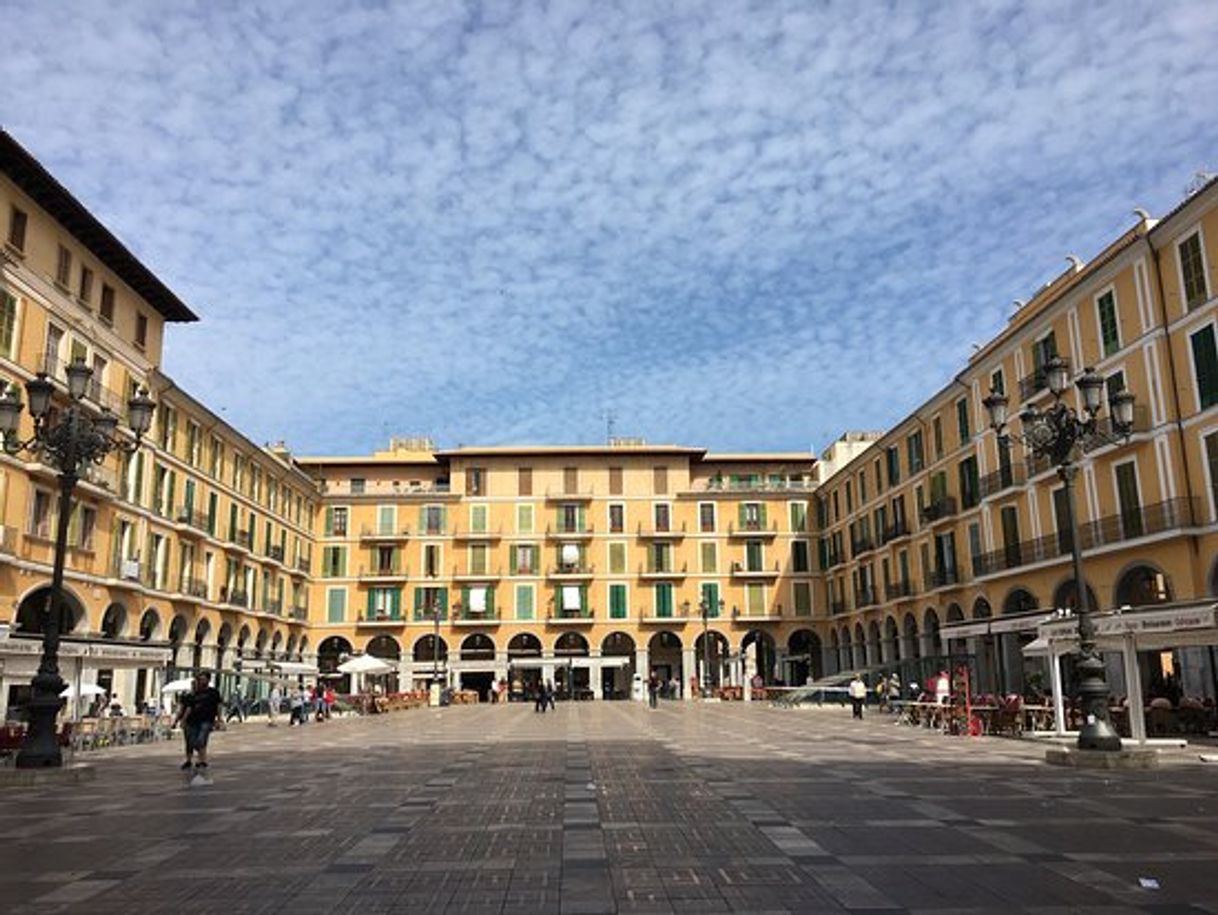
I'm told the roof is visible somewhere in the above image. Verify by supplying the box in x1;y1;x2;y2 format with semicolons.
434;444;705;458
699;453;816;464
0;129;198;323
295;453;440;467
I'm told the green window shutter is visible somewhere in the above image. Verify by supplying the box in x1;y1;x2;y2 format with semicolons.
324;506;334;536
461;586;470;611
486;588;495;614
367;589;375;614
509;545;518;574
337;546;347;576
1192;325;1218;409
437;589;448;613
438;507;447;530
167;471;176;513
738;503;746;526
577;506;586;531
758;504;767;527
414;588;424;614
418;506;426;531
66;505;80;547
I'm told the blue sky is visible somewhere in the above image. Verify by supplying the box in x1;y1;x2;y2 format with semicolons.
2;1;1216;457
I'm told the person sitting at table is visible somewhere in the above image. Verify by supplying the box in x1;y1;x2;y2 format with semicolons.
108;701;125;717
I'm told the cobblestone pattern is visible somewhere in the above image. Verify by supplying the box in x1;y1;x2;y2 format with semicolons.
3;703;1218;913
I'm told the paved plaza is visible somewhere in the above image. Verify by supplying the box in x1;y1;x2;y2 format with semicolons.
2;703;1218;914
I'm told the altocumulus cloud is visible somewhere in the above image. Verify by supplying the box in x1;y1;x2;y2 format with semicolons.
1;0;1216;454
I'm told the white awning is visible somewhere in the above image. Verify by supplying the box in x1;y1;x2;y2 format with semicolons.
561;543;580;565
269;661;318;675
989;613;1051;635
469;588;487;612
562;586;582;611
939;621;990;639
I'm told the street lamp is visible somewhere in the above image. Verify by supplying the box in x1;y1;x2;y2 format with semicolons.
983;356;1135;752
0;360;154;767
698;597;725;697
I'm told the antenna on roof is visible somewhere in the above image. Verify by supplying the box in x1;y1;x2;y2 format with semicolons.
604;409;616;444
1185;171;1215;197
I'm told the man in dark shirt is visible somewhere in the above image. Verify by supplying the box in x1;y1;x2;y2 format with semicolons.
173;672;223;773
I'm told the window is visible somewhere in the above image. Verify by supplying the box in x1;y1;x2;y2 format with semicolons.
886;446;900;486
858;471;867;504
1205;432;1218;521
793;581;812;616
324;506;348;537
700;541;717;573
608;466;623;495
653;503;670;532
789;501;807;531
135;313;148;349
608;542;626;574
740;502;764;531
324;587;345;621
507;543;534;575
350;478;365;495
368;588;400;620
654;583;673;617
470;504;488;533
78;266;93;304
956;398;970;444
422;505;445;534
958;456;979;509
1179;232;1209;309
518;467;532;496
414;587;448;620
423;544;441;577
609;503;624;533
1105;371;1126;407
321;546;346;577
845;480;852;512
515;584;534;620
469;543;488;575
99;284;115;324
907;431;924;473
0;288;16;357
1097;289;1120;356
699;503;715;532
932;415;944;459
746;583;765;615
653;466;668;494
516;504;534;533
466;467;485;496
609;584;628;619
55;245;72;287
45;322;63;369
563;466;578;493
1192;324;1218;410
990;368;1005;396
745;540;763;572
792;541;810;573
7;205;26;251
1115;461;1143;539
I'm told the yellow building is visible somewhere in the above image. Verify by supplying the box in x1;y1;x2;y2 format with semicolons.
814;175;1218;700
299;441;818;699
0;130;319;717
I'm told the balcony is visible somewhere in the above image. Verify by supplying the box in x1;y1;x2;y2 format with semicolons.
732;605;784;623
112;558;143;584
636;522;686;540
829;599;848;615
268;545;285;563
358;565;409;581
291;605;308;621
885;579;914;601
295;556;311;575
547;564;595;580
851;535;874;557
638;561;688;579
451;565;501;582
979;465;1025;499
548;608;595;623
1081;403;1153;452
264;598;283;616
227;530;253;553
453;608;501;625
358;612;405;627
880;519;910;545
727;522;778;538
699;475;814;493
544;490;595;503
825;551;844;569
1018;362;1065;401
180;576;209;600
923;567;962;591
972;497;1199;578
729;561;780;579
919;497;958;525
854;587;878;608
359;525;411;542
221;588;249;608
547;523;593;539
451;527;502;541
174;506;210;532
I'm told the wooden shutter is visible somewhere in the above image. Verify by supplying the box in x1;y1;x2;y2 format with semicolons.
1192;326;1218;409
324;506;334;536
509;545;518;574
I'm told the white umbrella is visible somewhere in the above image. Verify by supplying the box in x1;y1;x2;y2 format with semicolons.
337;654;393;675
59;683;107;699
162;678;195;694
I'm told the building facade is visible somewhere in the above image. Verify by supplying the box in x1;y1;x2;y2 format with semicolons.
814;176;1218;699
300;443;819;699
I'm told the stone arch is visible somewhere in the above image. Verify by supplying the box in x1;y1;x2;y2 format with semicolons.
254;628;269;658
787;629;822;683
883;616;899;664
828;628;841;675
100;602;127;639
460;633;495;661
901;612;919;660
271;630;284;657
367;634;401;661
507;632;542;658
298;636;309;659
237;624;252;655
15;585;87;635
1114;561;1172;607
601;631;636;656
412;634;447;663
972;597;992;619
317;635;352;677
922;608;942;658
1002;587;1039;615
741;629;778;684
840;626;854;672
1050;579;1097;612
648;630;684;689
853;622;867;669
555;632;589;656
866;621;882;668
285;633;298;658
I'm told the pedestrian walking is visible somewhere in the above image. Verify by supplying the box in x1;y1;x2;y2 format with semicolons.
545;680;556;711
289;688;304;726
647;673;659;709
848;674;867;720
173;672;223;775
268;686;281;727
534;682;546;713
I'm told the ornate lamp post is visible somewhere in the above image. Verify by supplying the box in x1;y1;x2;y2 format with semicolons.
982;356;1135;752
0;360;154;767
698;597;725;698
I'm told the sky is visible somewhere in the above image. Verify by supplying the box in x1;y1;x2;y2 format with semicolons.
1;1;1216;457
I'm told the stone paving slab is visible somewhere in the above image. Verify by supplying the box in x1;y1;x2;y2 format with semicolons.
2;701;1217;913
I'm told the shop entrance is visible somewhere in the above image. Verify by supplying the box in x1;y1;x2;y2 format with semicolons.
461;671;494;702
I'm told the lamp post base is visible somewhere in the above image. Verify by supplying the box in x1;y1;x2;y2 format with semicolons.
14;672;67;769
1046;746;1158;769
1078;719;1123;752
